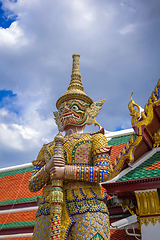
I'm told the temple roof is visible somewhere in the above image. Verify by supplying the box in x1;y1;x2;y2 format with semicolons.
118;150;160;181
110;229;140;239
0;209;36;229
4;238;32;240
0;166;42;206
106;80;160;181
108;131;133;165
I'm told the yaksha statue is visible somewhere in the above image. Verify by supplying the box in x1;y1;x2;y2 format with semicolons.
29;54;112;240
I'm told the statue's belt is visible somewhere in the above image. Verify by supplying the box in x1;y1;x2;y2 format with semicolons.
43;181;101;193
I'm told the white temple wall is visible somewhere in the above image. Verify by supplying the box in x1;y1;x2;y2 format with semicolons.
141;221;160;240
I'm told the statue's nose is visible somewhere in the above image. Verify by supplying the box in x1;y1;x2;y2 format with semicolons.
63;105;70;113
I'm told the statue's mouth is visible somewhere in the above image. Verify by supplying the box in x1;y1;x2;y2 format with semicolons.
61;113;79;122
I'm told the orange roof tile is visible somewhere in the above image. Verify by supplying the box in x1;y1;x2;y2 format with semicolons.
5;238;32;240
0;210;36;224
110;144;126;164
0;172;42;202
145;161;160;170
110;229;140;239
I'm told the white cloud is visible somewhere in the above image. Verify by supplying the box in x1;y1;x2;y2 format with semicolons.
0;108;8;116
119;24;136;35
12;124;39;140
0;109;56;151
0;21;28;46
0;91;57;155
61;0;96;31
0;123;24;150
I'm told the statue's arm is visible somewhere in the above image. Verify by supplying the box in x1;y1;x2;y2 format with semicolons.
28;146;50;192
65;134;111;183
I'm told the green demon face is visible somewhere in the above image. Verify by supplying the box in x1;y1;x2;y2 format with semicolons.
59;99;89;130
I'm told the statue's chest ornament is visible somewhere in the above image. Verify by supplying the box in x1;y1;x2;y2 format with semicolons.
63;137;92;165
72;141;92;164
65;140;92;165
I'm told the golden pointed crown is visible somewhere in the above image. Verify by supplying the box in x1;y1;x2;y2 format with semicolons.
56;54;93;109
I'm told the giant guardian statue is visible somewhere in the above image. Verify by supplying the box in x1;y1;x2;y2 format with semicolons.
29;54;111;240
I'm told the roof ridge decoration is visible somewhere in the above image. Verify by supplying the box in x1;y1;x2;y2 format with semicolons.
153;128;160;147
0;166;33;177
0;163;32;173
135;189;160;227
108;80;160;180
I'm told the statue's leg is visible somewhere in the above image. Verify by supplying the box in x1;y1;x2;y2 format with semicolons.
32;215;51;240
68;212;110;240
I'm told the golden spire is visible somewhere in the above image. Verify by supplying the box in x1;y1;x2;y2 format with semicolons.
68;54;83;92
56;54;93;109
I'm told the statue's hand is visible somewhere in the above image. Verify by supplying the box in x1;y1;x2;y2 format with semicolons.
50;167;65;180
52;156;65;167
45;156;65;174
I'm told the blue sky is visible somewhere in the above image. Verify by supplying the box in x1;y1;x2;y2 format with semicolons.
0;90;16;101
0;2;16;28
0;0;160;168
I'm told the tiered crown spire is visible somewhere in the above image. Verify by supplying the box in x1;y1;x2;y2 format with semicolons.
56;54;93;109
68;54;83;91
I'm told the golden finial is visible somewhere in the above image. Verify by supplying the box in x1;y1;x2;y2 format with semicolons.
68;54;84;92
56;54;93;109
128;92;140;126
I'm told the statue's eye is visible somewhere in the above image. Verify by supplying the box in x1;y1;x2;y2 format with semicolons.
59;108;64;114
71;105;78;111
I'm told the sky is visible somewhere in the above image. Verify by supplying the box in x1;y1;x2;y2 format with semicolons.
0;0;160;168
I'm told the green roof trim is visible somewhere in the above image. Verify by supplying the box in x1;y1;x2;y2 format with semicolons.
0;166;33;178
108;134;135;146
109;213;130;218
117;151;160;181
0;220;35;229
0;196;41;205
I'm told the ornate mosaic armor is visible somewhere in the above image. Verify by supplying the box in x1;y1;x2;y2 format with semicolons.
29;132;111;239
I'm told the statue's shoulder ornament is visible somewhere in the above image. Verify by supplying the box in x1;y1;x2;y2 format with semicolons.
43;141;55;163
89;127;105;136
